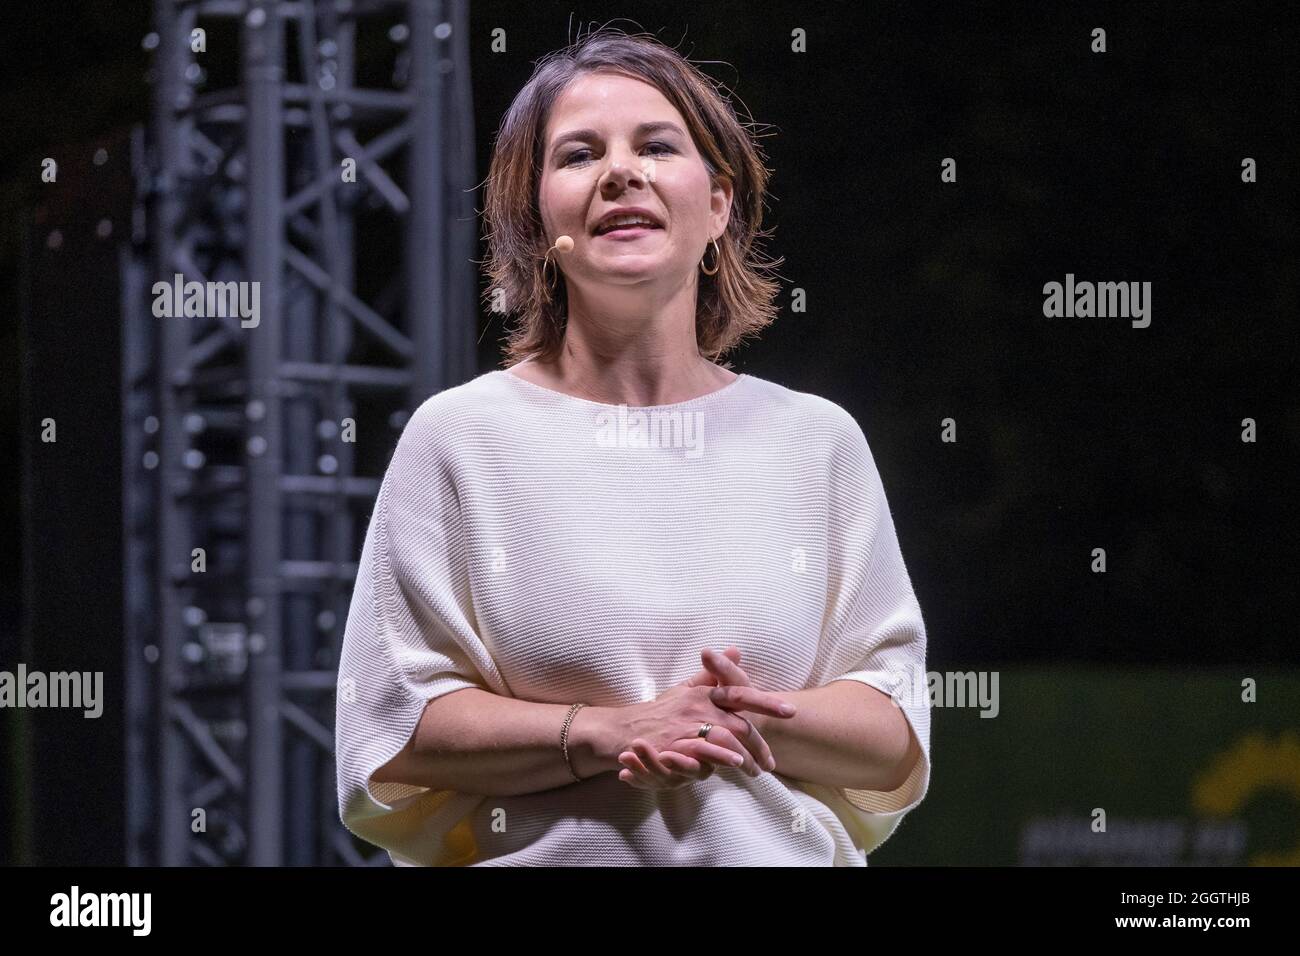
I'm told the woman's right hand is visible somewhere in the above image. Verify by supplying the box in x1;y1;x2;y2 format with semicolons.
614;649;795;786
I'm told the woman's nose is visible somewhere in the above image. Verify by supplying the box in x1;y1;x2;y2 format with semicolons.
599;150;648;191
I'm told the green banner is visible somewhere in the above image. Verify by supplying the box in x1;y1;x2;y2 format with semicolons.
869;668;1300;866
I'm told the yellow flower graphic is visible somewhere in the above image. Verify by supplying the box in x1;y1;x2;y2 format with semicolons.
1191;730;1300;866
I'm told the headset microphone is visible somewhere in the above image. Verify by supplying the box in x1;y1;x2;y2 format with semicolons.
542;235;573;291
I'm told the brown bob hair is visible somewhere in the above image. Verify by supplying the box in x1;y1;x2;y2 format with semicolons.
480;27;785;368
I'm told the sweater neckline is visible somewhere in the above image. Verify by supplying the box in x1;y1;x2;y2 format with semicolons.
498;368;748;411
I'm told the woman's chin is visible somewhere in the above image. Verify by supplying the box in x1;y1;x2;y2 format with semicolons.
586;260;668;282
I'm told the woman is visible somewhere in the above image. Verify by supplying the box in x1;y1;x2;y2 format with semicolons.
334;28;930;866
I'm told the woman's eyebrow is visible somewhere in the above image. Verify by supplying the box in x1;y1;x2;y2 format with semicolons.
550;121;686;156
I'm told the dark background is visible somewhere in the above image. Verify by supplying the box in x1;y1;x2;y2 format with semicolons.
2;0;1296;864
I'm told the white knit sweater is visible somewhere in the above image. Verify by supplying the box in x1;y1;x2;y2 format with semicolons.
334;368;931;866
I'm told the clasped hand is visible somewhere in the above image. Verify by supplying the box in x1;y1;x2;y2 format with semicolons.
616;646;796;790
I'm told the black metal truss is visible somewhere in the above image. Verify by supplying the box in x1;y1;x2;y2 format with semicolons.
122;0;476;865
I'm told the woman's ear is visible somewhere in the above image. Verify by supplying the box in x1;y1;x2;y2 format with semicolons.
710;173;734;237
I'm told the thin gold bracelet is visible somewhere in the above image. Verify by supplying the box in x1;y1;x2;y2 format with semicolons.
560;702;587;781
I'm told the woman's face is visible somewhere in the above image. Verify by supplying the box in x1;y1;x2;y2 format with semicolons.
538;71;732;295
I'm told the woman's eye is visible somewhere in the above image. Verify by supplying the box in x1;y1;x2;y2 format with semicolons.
562;142;675;166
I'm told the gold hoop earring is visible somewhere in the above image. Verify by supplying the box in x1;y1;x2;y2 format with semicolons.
700;237;721;276
543;248;560;291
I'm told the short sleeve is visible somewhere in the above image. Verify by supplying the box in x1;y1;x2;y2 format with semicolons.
797;411;932;860
333;401;508;866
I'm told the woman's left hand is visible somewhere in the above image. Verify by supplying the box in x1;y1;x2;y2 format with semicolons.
617;646;782;789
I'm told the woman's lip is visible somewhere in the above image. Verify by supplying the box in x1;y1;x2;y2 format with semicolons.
595;226;662;240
